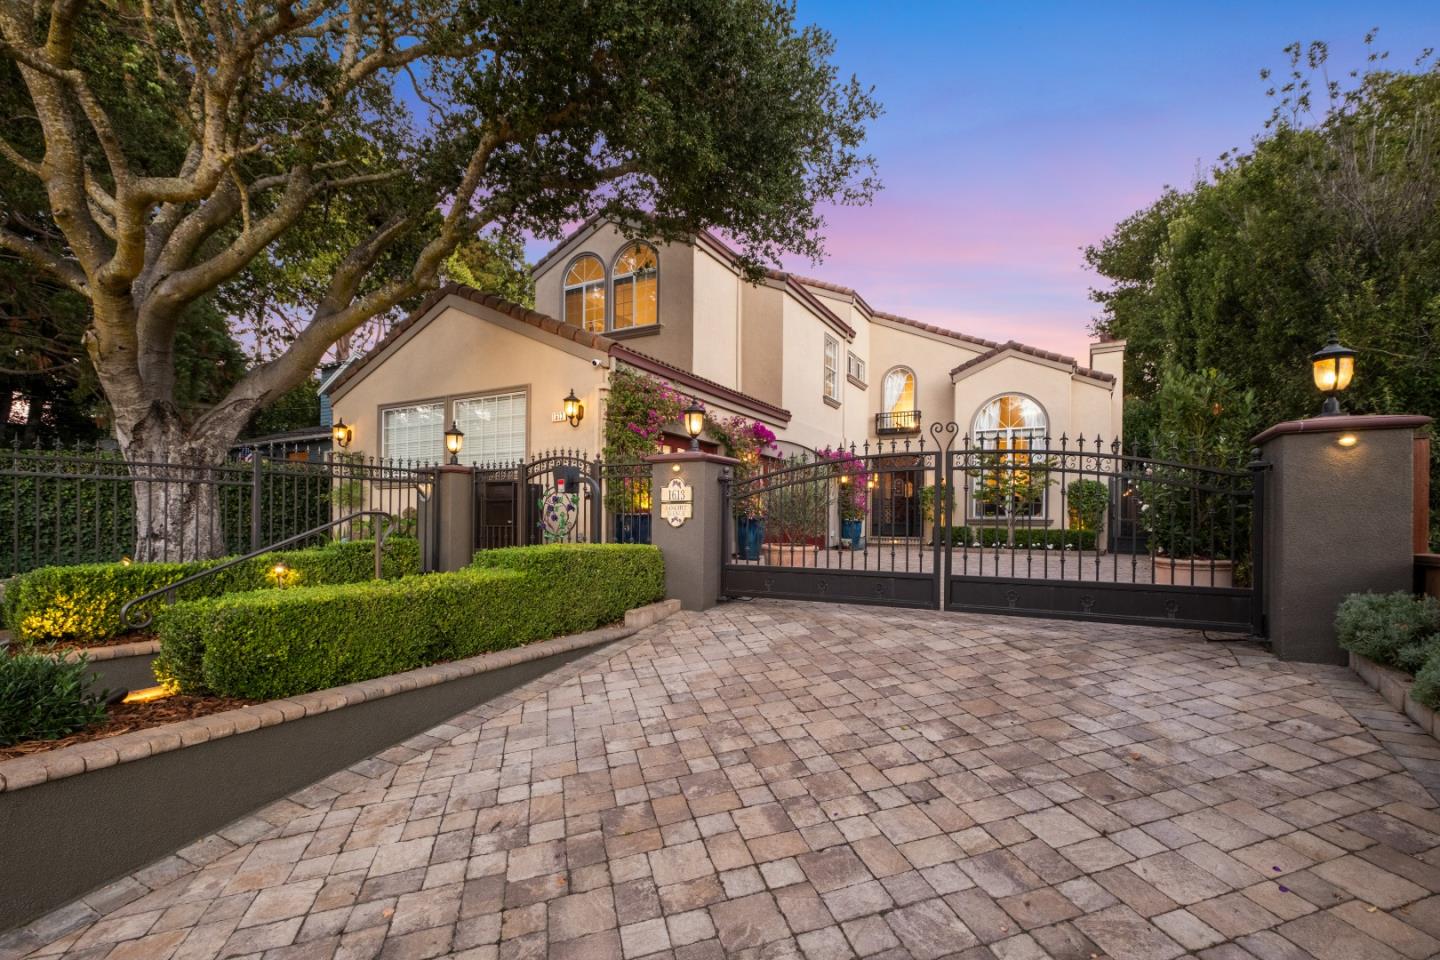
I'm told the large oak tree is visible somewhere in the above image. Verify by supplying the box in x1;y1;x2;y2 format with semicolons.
0;0;879;558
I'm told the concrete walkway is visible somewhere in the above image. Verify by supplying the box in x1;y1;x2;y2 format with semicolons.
6;600;1440;960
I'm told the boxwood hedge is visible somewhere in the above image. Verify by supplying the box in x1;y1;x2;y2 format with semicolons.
6;538;419;645
155;543;664;699
1335;591;1440;709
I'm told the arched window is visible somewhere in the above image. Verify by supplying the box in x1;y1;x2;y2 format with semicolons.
612;243;658;330
882;367;916;414
970;395;1048;520
563;255;606;332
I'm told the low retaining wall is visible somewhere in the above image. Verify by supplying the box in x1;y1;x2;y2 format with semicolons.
63;640;160;693
0;600;678;933
1349;651;1440;741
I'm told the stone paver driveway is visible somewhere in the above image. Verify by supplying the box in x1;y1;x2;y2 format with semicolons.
8;600;1440;960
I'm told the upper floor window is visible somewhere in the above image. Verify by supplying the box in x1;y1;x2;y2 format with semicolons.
823;335;840;402
563;255;606;332
612;243;658;330
882;367;916;414
847;351;866;385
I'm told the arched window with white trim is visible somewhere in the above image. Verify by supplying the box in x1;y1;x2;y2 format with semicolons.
563;255;606;332
612;243;658;330
970;394;1047;519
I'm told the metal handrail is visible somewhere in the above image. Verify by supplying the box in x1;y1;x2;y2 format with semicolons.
118;510;395;631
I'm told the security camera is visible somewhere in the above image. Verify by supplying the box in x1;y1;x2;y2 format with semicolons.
591;357;603;368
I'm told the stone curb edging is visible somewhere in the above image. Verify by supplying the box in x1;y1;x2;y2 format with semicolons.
54;639;162;664
1349;651;1440;740
0;599;680;795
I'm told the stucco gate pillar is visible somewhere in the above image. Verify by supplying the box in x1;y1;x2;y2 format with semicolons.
1255;414;1432;664
645;452;739;611
432;464;476;573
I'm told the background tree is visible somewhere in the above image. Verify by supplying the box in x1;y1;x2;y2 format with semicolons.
1086;36;1440;542
0;0;880;558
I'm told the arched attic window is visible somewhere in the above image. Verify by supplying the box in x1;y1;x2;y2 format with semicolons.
563;255;606;332
612;243;658;330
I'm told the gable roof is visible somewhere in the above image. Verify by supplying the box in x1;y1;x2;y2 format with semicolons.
326;283;792;423
949;340;1116;385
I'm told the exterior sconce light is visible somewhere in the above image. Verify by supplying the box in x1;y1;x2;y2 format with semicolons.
444;421;465;464
563;389;584;428
867;476;878;490
1311;333;1356;416
683;401;706;451
331;418;353;449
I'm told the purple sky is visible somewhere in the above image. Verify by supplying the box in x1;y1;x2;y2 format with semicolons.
530;3;1438;363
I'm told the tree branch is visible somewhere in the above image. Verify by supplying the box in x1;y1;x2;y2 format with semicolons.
0;227;87;293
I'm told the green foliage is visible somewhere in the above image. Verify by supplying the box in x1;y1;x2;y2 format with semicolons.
156;544;664;699
1411;651;1440;710
1395;634;1440;675
0;654;109;747
1087;48;1440;542
1136;367;1257;560
247;380;322;437
1334;591;1440;667
1065;480;1109;532
947;527;1098;551
920;484;956;526
765;457;829;544
8;539;419;646
443;235;535;307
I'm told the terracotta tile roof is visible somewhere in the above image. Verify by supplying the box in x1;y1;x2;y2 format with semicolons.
949;340;1117;384
610;345;791;424
869;310;1001;350
327;284;612;396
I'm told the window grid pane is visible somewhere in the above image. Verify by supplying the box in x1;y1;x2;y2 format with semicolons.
382;403;443;463
454;391;527;465
824;336;839;400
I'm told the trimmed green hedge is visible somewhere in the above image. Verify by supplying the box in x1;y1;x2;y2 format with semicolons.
155;543;664;699
1335;591;1440;709
6;538;419;645
945;526;1099;550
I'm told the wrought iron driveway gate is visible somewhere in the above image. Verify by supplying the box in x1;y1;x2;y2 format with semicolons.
719;423;1265;635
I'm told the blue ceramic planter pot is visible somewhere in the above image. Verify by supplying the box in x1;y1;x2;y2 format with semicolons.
736;517;764;561
841;518;865;551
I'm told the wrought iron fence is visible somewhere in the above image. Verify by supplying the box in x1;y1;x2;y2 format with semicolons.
0;441;435;576
942;432;1259;588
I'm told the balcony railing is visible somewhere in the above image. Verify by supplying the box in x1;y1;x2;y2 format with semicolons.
876;410;922;435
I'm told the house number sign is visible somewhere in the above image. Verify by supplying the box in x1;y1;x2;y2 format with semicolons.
660;477;693;527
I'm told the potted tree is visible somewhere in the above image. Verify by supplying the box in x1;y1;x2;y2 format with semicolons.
967;449;1051;549
1065;478;1109;554
763;455;828;565
1139;366;1257;588
822;447;869;550
708;416;778;561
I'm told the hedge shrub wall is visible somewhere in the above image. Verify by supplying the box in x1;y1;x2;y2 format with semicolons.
6;538;419;645
1335;591;1440;708
945;526;1099;550
156;543;664;699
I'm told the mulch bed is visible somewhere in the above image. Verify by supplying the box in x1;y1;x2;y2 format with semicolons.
2;632;160;656
0;694;258;762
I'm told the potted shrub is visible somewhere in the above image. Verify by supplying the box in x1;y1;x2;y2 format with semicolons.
821;447;869;550
709;416;778;561
762;455;827;565
1138;367;1257;587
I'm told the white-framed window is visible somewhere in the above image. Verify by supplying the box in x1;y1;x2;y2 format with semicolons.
381;402;444;463
847;351;866;384
563;255;606;332
612;243;658;330
823;334;840;402
454;390;527;465
970;394;1048;520
882;367;916;414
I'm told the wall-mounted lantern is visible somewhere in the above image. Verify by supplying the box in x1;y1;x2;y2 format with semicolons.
1311;333;1356;416
331;418;353;449
563;389;585;428
444;421;465;464
683;401;706;451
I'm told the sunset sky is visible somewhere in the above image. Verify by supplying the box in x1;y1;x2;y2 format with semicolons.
522;2;1439;362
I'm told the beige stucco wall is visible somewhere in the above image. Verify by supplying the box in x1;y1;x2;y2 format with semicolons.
329;296;609;466
690;248;741;389
532;222;695;373
1089;340;1126;442
740;282;784;409
777;292;848;450
869;320;983;443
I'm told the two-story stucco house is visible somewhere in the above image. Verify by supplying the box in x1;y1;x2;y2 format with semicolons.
327;218;1125;533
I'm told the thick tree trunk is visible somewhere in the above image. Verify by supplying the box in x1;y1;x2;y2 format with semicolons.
119;407;250;563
